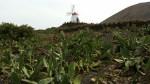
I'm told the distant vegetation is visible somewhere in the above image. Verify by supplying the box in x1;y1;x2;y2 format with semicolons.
58;20;150;33
0;23;34;41
0;22;150;84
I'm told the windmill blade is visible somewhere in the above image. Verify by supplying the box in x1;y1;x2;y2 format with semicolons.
67;12;72;14
71;5;75;13
66;12;72;16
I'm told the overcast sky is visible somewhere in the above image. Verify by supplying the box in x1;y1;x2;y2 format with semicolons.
0;0;150;29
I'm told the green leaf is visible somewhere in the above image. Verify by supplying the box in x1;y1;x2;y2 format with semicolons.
22;67;30;78
141;35;150;45
43;58;48;68
79;60;83;68
38;78;53;84
21;79;38;84
91;61;101;68
73;75;81;84
145;59;150;70
11;72;21;84
114;59;124;63
61;75;70;84
125;60;133;71
68;62;76;78
120;47;129;57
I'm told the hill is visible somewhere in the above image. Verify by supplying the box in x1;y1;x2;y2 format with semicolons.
102;2;150;23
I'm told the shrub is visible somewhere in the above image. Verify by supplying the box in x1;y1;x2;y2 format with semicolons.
0;23;34;41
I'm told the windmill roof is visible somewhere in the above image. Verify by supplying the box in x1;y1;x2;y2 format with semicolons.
72;12;78;15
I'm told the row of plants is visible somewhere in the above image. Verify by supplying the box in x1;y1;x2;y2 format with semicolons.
1;23;150;83
0;29;102;83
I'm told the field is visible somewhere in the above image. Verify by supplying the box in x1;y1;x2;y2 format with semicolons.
0;22;150;84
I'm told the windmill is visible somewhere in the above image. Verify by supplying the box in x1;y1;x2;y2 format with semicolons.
67;5;79;23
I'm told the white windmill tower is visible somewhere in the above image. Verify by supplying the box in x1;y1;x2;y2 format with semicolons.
67;5;79;23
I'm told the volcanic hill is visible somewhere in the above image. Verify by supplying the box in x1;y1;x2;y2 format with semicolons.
102;2;150;23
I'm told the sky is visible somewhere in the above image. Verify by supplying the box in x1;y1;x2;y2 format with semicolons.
0;0;150;29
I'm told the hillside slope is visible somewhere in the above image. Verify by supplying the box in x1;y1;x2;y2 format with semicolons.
102;2;150;23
